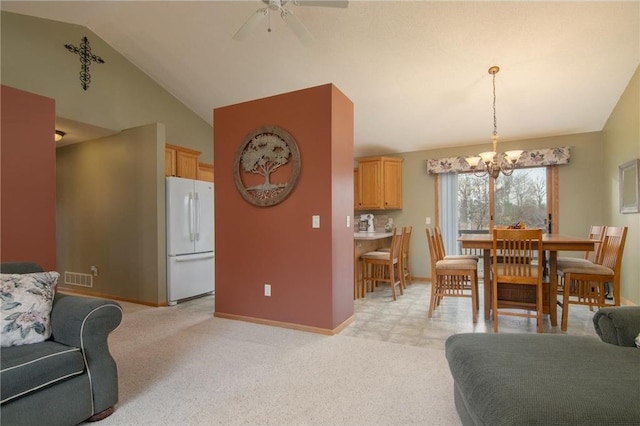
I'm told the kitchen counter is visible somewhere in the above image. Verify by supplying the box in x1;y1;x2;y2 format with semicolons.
353;231;393;298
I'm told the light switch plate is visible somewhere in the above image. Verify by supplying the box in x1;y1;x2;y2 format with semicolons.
312;215;320;228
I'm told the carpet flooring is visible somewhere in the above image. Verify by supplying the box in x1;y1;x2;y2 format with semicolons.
97;282;601;425
98;290;460;426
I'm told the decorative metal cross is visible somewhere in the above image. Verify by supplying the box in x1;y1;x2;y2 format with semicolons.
64;36;105;91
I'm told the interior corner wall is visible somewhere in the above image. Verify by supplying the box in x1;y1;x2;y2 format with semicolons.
330;85;356;327
603;64;640;305
213;84;354;331
1;85;57;271
55;123;166;305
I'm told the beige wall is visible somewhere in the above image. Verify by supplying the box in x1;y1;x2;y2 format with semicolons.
603;65;640;304
56;124;167;305
0;11;212;161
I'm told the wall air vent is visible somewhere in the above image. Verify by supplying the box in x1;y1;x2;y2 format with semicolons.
64;272;93;288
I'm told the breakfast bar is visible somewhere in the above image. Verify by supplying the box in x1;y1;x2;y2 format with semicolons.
353;232;392;299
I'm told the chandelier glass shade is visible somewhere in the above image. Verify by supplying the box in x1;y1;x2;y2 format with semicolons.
467;66;522;179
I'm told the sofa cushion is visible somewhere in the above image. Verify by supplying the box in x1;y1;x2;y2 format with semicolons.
445;333;640;425
0;340;84;404
0;272;58;347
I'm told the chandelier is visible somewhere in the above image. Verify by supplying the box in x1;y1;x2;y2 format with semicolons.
467;66;523;179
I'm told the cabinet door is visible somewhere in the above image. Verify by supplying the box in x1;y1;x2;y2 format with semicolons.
165;147;177;177
383;159;403;209
198;163;214;182
176;150;199;179
357;160;383;209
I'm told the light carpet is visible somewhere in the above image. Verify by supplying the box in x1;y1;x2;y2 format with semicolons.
97;297;461;426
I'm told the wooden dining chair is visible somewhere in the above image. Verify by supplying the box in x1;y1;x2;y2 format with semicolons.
434;226;479;262
557;226;627;331
360;227;405;300
491;228;544;333
426;228;479;323
557;225;606;269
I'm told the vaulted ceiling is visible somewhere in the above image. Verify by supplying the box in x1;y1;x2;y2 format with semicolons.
2;1;639;157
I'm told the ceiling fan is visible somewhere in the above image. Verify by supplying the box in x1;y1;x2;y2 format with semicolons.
233;0;348;46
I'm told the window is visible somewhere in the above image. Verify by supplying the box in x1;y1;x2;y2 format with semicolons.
438;166;556;255
458;167;548;231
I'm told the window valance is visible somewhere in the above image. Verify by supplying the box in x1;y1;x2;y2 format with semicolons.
426;146;571;174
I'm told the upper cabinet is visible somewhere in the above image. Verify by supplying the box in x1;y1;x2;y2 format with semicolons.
165;144;201;180
198;162;214;182
356;156;403;210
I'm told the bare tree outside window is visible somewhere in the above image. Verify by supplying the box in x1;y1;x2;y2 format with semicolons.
457;167;547;232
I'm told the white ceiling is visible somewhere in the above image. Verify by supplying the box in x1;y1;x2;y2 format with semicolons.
2;1;639;157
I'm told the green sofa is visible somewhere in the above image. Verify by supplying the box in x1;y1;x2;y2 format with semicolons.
0;262;123;425
445;306;640;425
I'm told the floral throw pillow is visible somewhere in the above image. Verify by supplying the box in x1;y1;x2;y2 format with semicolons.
0;272;59;347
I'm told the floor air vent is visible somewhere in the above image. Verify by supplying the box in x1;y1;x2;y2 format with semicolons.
64;272;93;288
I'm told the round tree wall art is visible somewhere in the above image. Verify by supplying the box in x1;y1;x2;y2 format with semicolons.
233;125;301;207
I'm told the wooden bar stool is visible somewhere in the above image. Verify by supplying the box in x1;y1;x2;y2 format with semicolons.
360;228;404;300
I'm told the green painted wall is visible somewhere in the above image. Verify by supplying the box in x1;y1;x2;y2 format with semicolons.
603;65;640;304
370;67;639;304
2;10;637;306
56;124;166;304
0;11;212;162
372;132;604;278
1;11;212;304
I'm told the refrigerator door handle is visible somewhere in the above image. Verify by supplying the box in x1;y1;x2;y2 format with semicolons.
188;192;195;241
195;191;200;241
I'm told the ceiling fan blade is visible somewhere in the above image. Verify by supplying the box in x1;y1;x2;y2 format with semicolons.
293;0;348;7
281;9;314;45
233;8;268;41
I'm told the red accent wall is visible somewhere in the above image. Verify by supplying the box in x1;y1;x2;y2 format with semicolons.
213;84;354;330
1;85;57;271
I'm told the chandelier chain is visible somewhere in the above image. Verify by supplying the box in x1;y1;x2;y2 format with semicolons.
492;71;498;137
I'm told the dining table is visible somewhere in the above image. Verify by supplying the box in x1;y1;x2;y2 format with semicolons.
458;233;597;326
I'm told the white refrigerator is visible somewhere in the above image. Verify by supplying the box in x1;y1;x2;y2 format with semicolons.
166;177;214;305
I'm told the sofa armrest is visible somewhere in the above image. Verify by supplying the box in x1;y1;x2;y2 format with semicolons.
50;293;123;414
593;306;640;347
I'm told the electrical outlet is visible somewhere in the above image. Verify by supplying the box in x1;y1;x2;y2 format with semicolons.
425;217;431;225
264;283;271;297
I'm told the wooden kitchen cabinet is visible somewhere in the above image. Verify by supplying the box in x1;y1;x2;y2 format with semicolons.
355;156;403;210
165;144;201;179
198;162;214;182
